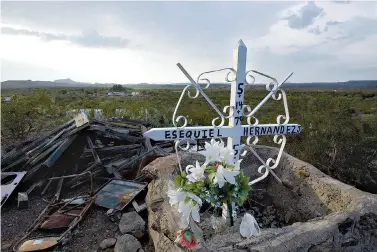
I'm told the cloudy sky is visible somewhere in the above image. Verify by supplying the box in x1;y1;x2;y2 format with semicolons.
1;1;377;84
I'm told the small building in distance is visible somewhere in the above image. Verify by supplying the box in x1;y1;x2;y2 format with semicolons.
108;92;126;96
4;97;11;103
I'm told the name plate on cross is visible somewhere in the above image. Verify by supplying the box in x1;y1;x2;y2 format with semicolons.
146;124;301;141
143;39;302;226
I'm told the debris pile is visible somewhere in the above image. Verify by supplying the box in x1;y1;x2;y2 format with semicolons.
1;112;174;252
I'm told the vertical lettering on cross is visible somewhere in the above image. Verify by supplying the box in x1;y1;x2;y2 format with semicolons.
227;40;247;163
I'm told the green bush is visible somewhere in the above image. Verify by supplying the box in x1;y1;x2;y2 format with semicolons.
1;86;376;192
1;90;55;140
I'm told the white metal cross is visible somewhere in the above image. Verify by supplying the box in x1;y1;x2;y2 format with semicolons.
143;39;302;227
144;39;302;165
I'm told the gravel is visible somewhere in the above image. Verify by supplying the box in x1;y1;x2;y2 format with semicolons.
1;189;154;252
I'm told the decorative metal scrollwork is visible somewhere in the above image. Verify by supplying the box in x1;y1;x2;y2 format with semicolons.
171;61;296;186
172;65;237;128
243;134;286;186
175;139;192;172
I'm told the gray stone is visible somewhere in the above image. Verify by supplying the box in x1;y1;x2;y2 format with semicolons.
100;238;116;250
114;234;141;252
144;147;377;252
118;211;146;238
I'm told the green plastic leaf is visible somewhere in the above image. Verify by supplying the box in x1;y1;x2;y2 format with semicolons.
180;171;187;178
175;176;182;187
208;172;216;181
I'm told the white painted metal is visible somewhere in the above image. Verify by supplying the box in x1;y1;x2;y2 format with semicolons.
144;124;302;141
144;39;300;172
228;40;247;162
143;40;302;226
144;39;300;170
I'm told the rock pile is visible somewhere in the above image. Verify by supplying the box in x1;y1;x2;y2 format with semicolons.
141;146;377;252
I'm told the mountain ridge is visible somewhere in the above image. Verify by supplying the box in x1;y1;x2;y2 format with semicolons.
1;79;377;90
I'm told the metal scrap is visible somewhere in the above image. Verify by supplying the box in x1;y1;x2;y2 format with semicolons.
1;171;27;207
94;179;148;211
13;178;95;252
17;237;60;252
14;197;94;252
132;199;147;213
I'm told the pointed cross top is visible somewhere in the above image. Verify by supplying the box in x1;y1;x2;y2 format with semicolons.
237;39;246;48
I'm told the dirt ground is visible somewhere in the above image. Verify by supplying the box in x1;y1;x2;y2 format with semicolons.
1;186;154;252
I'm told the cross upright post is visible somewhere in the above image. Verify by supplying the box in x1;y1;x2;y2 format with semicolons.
227;39;247;163
222;40;247;226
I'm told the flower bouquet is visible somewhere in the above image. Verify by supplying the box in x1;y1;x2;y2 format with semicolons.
168;139;259;249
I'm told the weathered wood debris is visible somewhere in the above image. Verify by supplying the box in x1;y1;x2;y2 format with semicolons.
0;113;179;251
1;113;174;205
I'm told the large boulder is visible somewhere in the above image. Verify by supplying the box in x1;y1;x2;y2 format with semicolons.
141;154;185;252
142;146;377;252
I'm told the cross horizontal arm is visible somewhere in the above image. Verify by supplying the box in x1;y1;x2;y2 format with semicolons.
241;124;302;137
144;124;302;141
144;126;230;141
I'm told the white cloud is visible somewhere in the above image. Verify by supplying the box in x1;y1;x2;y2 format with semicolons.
0;1;376;83
0;32;214;83
248;1;377;80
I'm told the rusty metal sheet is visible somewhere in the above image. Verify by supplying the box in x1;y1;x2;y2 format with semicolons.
39;209;82;230
1;171;27;207
14;193;95;252
95;179;147;211
17;237;59;252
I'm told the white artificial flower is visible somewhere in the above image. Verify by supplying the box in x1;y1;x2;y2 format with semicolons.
191;204;200;222
186;161;207;182
219;147;235;165
178;200;191;215
234;159;242;171
219;147;243;171
177;201;191;227
167;186;186;206
200;139;223;163
168;184;203;226
213;165;240;188
178;201;201;225
186;191;203;206
240;213;261;238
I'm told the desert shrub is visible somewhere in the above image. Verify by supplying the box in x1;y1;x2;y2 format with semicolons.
1;90;55;140
1;86;377;192
99;100;118;118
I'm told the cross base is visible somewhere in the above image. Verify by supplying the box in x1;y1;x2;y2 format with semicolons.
222;202;235;226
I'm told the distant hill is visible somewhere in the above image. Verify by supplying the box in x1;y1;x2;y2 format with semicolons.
53;78;79;85
1;79;377;90
280;80;377;90
1;80;112;89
